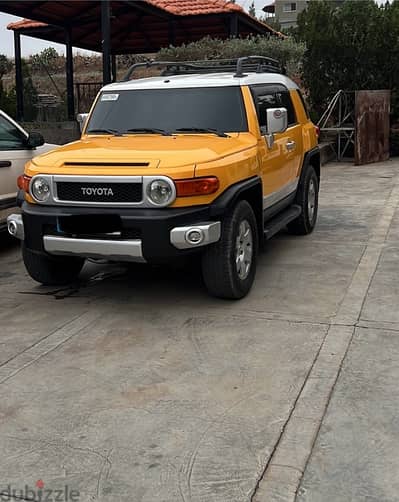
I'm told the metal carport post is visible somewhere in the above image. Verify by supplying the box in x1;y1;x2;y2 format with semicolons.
101;0;112;85
65;26;75;120
14;30;23;122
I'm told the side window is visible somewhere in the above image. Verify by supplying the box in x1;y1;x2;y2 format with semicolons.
0;115;27;150
257;92;280;129
278;91;297;126
251;84;297;134
296;89;310;119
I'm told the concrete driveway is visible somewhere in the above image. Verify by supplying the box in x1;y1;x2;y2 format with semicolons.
0;160;398;502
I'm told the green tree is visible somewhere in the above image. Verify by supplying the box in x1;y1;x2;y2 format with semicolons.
0;54;13;116
31;47;63;100
31;47;59;69
22;60;38;121
6;59;39;121
0;54;12;80
295;0;399;119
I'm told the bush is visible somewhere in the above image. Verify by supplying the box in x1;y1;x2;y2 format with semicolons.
156;36;305;76
0;59;38;121
0;82;16;117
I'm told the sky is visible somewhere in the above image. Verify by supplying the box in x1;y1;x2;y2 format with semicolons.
0;0;387;58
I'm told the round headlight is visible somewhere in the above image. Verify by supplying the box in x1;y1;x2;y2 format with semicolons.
147;179;174;206
31;177;51;202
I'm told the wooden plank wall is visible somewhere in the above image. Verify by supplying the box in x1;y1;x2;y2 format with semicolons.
355;90;390;165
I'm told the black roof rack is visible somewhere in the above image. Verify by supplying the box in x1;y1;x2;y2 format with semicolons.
121;56;285;82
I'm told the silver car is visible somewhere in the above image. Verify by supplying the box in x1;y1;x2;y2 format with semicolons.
0;109;57;230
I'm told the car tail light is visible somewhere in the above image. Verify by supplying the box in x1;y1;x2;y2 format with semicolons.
175;177;219;197
315;126;320;138
17;175;31;192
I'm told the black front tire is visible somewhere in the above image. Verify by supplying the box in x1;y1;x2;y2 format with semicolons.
201;200;258;300
22;245;84;286
287;164;319;235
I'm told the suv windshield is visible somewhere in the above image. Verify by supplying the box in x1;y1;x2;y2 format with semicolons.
86;87;248;135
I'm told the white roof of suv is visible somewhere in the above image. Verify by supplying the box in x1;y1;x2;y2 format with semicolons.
103;72;299;92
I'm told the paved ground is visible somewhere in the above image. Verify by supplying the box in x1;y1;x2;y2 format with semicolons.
0;160;398;502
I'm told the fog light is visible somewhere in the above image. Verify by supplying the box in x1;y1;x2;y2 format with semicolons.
7;214;24;240
185;228;204;245
8;220;17;236
31;176;51;202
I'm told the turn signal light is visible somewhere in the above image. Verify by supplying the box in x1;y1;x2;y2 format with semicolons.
17;175;31;192
175;177;219;197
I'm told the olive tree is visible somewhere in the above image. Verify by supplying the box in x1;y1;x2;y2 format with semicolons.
157;35;305;76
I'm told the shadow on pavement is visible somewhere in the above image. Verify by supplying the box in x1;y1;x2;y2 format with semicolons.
17;256;210;302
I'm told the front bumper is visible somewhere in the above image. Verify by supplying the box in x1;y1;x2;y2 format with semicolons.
43;235;146;262
9;203;221;263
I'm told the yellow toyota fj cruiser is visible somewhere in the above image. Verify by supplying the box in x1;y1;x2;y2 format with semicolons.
8;57;319;299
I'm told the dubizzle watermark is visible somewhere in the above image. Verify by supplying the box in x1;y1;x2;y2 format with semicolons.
0;480;80;501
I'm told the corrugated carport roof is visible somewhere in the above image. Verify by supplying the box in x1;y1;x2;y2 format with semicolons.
3;0;283;54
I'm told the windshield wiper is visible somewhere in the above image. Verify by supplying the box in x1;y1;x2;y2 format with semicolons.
87;128;124;136
174;127;230;138
126;128;171;136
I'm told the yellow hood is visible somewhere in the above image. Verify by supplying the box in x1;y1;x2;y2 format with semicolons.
27;133;257;178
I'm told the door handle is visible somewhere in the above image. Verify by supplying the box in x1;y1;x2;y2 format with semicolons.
286;141;296;151
0;160;11;168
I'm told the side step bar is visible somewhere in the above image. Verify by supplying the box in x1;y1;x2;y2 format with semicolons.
264;204;302;240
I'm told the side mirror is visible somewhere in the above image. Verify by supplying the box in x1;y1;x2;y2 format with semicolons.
26;131;45;148
265;107;288;148
77;113;89;133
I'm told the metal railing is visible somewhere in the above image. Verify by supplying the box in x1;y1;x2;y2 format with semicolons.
317;90;355;161
75;82;102;113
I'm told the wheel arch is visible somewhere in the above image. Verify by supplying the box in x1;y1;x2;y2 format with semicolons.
301;147;320;184
210;176;263;243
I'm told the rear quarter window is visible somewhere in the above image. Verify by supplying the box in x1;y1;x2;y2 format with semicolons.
296;90;310;119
